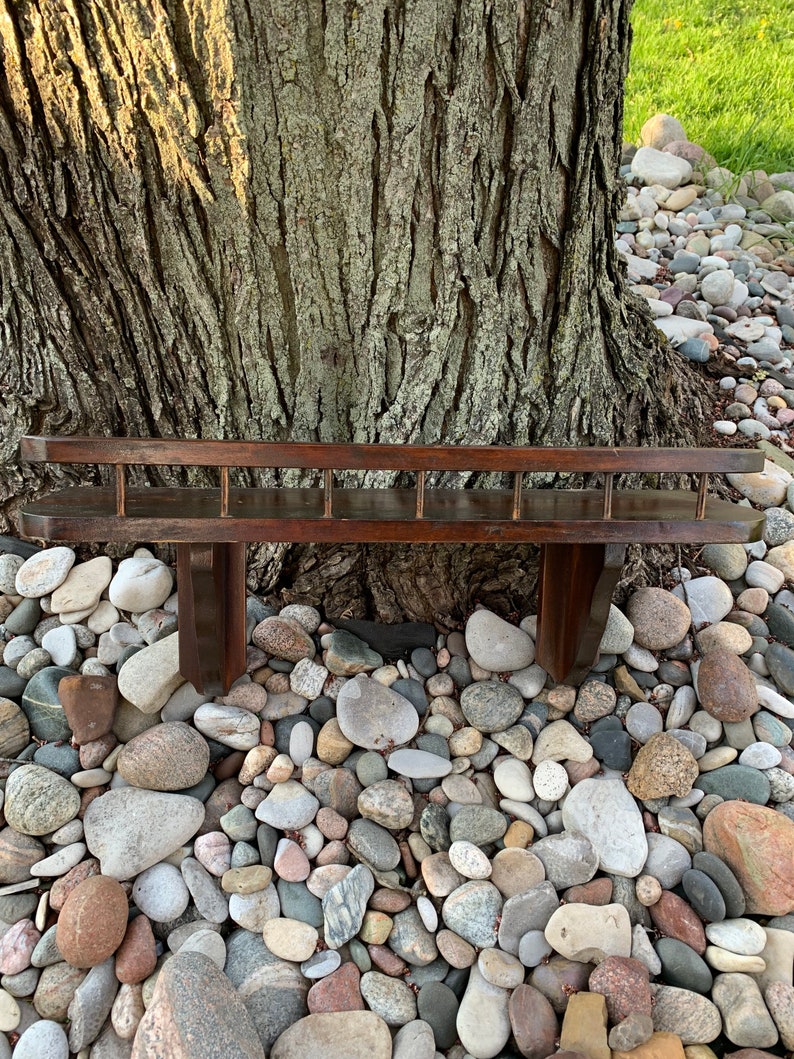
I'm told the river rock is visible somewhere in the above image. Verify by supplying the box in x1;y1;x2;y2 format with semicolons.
628;733;699;799
117;632;183;713
20;665;74;741
648;984;721;1044
194;703;261;750
545;902;632;962
712;972;779;1048
84;788;205;879
561;778;647;877
323;864;374;949
335;674;419;750
442;881;502;949
132;951;265;1058
532;830;599;888
697;651;758;722
255;780;319;830
359;971;417;1026
56;875;128;968
3;763;80;836
631;147;693;189
270;1011;391;1059
15;547;75;598
460;679;525;733
51;556;113;616
703;801;794;915
626;588;691;650
117;721;209;789
109;556;173;613
456;962;511;1059
465;609;535;672
508;983;559;1059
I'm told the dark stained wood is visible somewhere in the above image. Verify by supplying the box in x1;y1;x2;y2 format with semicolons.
17;437;768;692
20;437;765;473
19;486;765;545
536;543;626;684
177;542;247;695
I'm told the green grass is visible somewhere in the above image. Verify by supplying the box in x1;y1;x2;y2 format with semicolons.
624;0;794;176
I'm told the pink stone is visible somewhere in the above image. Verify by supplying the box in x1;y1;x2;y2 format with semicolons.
307;962;364;1014
274;838;311;882
0;918;41;974
193;832;232;877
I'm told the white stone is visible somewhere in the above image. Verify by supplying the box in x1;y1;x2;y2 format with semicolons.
336;674;419;751
289;657;329;699
562;777;648;877
654;316;714;345
84;788;205;880
177;928;226;969
263;917;319;962
631;147;693;189
448;841;492;880
13;1020;69;1059
132;862;191;922
108;555;173;613
117;631;184;713
746;561;786;592
701;270;735;306
194;703;260;750
465;609;535;673
456;963;511;1059
545;902;632;962
671;575;733;626
756;684;794;719
40;624;79;667
30;842;87;877
387;748;452;779
532;760;568;801
289;720;315;766
705;918;767;956
14;547;75;598
50;556;112;616
493;758;534;801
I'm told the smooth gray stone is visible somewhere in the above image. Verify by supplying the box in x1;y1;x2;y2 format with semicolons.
67;958;118;1052
448;805;507;846
695;764;771;805
692;851;746;918
4;597;41;635
682;868;726;923
20;666;74;741
417;981;459;1050
498;882;559;955
531;830;598;889
224;929;308;1052
276;880;323;930
347;818;401;871
335;619;436;658
655;937;713;994
0;666;27;698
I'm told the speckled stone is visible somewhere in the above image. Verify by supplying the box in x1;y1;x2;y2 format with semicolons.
697;651;759;722
627;588;692;650
335;674;419;750
649;984;722;1044
3;763;81;837
117;721;210;790
703;800;794;915
589;956;652;1022
56;875;128;968
628;733;699;799
270;1010;392;1059
132;951;265;1058
442;881;503;949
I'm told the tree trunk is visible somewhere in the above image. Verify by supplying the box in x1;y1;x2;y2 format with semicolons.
0;0;710;622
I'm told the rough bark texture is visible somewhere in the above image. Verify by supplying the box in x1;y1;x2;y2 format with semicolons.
0;0;709;621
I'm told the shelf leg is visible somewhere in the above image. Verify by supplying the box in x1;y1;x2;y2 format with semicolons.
535;542;626;686
176;542;247;696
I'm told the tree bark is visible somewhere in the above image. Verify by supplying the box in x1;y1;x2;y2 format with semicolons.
0;0;710;621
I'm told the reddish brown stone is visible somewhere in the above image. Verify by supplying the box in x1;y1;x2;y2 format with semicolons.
648;890;706;954
369;888;411;914
697;651;758;722
49;857;102;911
508;983;559;1059
79;733;118;770
563;878;614;906
703;800;794;915
115;914;157;984
56;874;129;968
316;807;348;840
213;751;246;781
58;673;118;743
0;826;45;884
588;956;652;1022
367;943;406;976
78;787;106;818
563;757;601;784
307;961;364;1014
199;778;244;835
